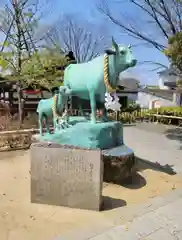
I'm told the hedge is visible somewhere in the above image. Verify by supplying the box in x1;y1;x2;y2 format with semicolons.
109;106;182;124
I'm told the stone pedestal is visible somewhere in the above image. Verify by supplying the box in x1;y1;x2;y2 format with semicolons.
102;145;136;184
30;142;103;211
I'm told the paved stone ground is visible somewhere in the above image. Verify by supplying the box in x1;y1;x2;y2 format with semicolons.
55;123;182;240
89;190;182;239
55;188;182;240
124;123;182;173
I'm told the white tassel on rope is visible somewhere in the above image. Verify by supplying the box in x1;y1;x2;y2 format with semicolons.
56;110;71;130
105;92;121;111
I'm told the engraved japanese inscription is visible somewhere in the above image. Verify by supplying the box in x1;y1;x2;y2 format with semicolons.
30;143;103;211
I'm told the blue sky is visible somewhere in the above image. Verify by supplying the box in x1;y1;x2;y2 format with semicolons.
0;0;169;85
48;0;169;85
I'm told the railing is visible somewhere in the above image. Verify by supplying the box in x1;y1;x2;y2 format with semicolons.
109;109;182;126
1;104;182;131
0;108;182;151
149;114;182;126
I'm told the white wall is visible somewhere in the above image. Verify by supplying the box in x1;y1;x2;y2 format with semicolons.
158;73;178;89
158;77;170;89
137;92;176;109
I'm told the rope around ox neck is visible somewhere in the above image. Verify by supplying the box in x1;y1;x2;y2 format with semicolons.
104;54;116;93
52;94;62;118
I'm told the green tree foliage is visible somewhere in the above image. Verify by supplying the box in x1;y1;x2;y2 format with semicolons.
0;0;59;89
164;32;182;73
164;32;182;87
0;0;65;125
16;49;68;90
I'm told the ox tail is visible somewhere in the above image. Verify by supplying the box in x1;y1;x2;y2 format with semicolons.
36;101;41;114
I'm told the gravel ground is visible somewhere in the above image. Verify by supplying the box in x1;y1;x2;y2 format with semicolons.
0;122;182;240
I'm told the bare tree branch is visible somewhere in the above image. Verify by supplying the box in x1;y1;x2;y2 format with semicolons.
138;60;168;69
44;14;109;62
97;0;182;51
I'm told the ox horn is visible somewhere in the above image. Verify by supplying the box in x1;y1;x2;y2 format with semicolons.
112;37;119;51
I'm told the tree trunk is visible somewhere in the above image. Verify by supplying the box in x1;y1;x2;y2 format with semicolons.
13;1;23;127
176;81;182;106
179;93;182;106
40;91;44;98
16;83;23;128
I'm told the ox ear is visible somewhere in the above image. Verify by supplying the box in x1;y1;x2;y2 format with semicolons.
112;37;119;52
105;49;116;55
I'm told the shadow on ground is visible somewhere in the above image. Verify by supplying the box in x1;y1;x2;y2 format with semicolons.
165;127;182;150
0;149;27;160
101;196;127;211
136;156;176;175
123;124;136;127
121;172;147;189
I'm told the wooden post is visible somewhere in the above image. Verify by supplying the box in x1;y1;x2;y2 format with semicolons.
154;100;161;124
116;111;119;121
16;84;23;128
40;90;44;98
21;98;25;123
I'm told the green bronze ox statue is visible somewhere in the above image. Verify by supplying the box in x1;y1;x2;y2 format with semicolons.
36;86;72;135
64;38;137;123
